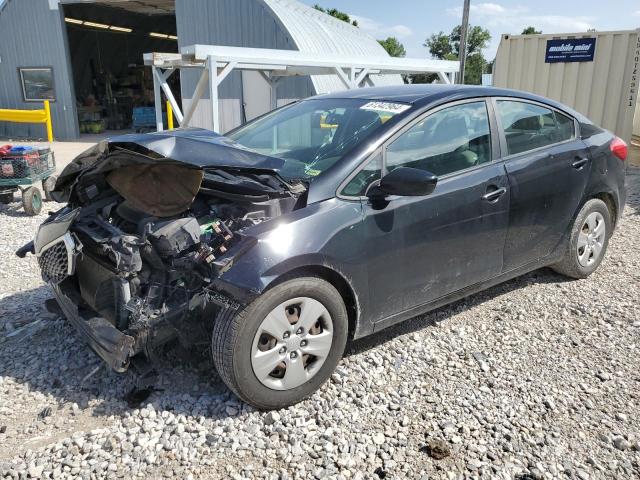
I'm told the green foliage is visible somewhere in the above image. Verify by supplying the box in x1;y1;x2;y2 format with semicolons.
378;37;406;58
449;25;492;57
422;24;491;85
313;4;358;26
425;32;453;60
463;54;486;85
521;26;542;35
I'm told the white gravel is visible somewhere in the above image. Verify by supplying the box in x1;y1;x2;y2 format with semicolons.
1;169;639;479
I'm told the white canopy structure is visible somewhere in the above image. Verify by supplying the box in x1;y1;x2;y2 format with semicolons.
144;45;459;133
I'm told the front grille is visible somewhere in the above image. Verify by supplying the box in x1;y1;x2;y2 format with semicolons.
38;241;70;284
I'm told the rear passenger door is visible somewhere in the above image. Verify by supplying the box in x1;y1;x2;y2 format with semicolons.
495;99;591;271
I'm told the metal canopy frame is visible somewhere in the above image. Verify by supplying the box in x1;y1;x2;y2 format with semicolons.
144;44;459;133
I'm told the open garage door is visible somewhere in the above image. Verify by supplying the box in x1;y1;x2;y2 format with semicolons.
61;0;179;136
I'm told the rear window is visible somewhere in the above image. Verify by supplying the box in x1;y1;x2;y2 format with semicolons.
497;101;575;155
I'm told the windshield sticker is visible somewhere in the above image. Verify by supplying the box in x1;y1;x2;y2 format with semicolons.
360;101;411;114
304;166;321;176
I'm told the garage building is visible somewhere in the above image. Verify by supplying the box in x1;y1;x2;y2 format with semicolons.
0;0;406;140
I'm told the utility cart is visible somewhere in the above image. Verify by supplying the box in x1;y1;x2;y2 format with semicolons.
0;145;56;215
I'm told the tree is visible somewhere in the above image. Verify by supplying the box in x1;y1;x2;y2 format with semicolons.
521;26;542;35
313;4;358;26
425;32;454;60
378;37;406;57
421;24;491;85
449;25;491;57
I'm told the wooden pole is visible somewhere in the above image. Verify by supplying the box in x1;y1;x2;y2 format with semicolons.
459;0;471;84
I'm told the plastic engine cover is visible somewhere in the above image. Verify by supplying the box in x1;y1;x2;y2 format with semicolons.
149;217;200;257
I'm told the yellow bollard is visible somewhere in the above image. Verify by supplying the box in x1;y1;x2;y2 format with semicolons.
44;100;54;142
166;101;174;130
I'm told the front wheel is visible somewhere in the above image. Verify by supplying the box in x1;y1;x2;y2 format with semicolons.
551;198;611;279
212;277;348;409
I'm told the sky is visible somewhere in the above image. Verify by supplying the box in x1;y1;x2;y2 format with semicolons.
300;0;640;60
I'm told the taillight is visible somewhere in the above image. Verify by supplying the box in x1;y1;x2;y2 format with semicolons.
610;137;627;161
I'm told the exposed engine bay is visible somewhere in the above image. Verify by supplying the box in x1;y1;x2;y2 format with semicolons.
24;140;306;371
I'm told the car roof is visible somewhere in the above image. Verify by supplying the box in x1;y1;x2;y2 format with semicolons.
314;84;588;121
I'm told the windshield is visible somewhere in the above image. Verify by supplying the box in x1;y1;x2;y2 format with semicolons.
227;98;411;180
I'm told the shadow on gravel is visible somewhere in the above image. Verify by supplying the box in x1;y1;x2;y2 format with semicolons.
346;267;571;357
0;200;55;218
0;285;238;423
0;268;572;420
625;167;640;217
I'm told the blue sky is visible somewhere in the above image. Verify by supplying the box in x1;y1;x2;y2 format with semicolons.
300;1;640;60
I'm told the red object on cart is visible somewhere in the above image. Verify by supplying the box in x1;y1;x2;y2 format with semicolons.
0;145;13;156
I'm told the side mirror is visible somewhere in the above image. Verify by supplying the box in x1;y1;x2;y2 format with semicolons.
369;167;438;197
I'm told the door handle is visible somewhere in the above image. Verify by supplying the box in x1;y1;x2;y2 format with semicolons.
482;186;507;202
572;157;589;169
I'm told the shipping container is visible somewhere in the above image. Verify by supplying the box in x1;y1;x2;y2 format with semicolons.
634;97;640;139
493;29;640;143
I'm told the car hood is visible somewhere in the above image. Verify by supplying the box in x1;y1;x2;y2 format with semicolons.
52;128;302;207
107;128;287;171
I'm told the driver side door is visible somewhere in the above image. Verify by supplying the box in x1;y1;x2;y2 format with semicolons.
342;99;510;328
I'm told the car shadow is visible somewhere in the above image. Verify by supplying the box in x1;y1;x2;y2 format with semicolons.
0;199;60;218
345;267;571;357
0;268;571;423
0;285;240;424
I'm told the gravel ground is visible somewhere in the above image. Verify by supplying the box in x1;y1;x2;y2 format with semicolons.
1;169;639;480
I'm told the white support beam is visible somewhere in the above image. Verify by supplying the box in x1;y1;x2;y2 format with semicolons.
207;56;220;133
334;66;352;89
217;61;237;84
182;67;209;128
437;71;451;84
152;66;164;132
153;68;185;126
354;68;370;87
145;45;460;133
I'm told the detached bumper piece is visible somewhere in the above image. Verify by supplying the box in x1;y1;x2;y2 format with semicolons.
52;281;135;372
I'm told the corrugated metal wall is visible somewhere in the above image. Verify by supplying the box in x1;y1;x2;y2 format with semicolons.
175;0;314;133
634;97;640;139
0;0;79;139
493;30;640;143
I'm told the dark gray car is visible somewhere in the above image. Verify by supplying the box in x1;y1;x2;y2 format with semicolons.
18;85;627;409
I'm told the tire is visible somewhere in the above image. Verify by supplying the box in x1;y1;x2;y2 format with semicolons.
212;276;348;409
42;176;57;202
551;198;611;279
22;186;43;215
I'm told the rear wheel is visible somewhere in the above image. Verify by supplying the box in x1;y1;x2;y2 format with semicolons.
212;277;348;409
551;199;611;279
22;186;42;215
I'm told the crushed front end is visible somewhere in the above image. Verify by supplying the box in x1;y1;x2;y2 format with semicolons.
18;132;305;372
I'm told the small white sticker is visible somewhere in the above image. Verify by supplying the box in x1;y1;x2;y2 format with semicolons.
360;101;411;114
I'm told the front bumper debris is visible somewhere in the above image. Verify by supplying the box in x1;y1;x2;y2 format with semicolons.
52;282;135;372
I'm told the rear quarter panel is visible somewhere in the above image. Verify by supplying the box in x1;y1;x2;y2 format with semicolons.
581;130;627;225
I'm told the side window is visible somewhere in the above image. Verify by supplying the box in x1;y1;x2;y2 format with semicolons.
554;110;575;143
341;151;382;197
496;101;575;155
385;101;492;177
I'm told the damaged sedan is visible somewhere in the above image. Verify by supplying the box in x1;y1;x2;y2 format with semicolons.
18;85;626;409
